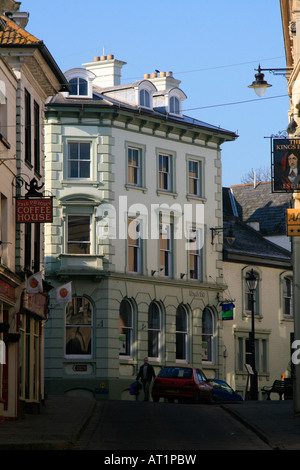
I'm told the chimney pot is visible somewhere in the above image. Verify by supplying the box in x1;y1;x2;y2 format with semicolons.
144;73;150;79
101;55;107;61
151;72;157;78
107;54;114;60
94;56;100;62
160;71;166;77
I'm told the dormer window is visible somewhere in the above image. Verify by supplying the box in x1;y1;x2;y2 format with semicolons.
140;89;150;108
69;77;88;96
170;96;180;115
64;68;95;99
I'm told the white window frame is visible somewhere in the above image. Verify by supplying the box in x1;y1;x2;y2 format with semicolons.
119;298;134;358
202;307;215;364
148;302;162;361
281;273;294;318
67;141;91;180
127;146;141;186
64;68;95;99
159;221;173;278
188;227;203;281
127;216;141;274
67;214;91;254
140;89;150;108
176;304;189;363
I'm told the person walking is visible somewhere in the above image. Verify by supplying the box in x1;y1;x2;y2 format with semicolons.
136;357;156;401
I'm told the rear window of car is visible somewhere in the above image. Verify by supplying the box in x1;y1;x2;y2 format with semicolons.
158;367;193;379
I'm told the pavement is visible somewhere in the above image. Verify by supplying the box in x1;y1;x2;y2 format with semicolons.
0;396;300;450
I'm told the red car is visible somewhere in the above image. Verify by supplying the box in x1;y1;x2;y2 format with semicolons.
151;366;213;404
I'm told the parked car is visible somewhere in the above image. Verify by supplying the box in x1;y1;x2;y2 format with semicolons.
212;379;244;402
151;366;213;404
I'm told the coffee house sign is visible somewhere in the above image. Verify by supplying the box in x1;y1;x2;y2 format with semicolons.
16;198;52;223
16;177;53;223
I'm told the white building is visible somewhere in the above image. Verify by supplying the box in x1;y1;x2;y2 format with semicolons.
44;54;237;400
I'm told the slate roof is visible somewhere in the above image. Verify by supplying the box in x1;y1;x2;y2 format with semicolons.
46;90;237;138
223;220;291;267
223;182;292;236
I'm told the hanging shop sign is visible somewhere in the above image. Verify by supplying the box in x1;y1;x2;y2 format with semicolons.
272;138;300;193
287;209;300;236
16;197;53;223
221;303;234;320
15;177;53;223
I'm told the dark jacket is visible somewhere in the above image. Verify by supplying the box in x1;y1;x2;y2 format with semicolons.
136;363;155;382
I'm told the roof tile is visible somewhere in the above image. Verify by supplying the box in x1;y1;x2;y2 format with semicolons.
0;14;42;45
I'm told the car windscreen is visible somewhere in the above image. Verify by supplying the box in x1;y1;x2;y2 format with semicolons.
158;367;193;379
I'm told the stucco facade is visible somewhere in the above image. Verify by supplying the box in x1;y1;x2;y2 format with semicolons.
44;55;237;399
0;2;69;419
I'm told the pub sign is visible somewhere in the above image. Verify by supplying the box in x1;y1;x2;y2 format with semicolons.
16;197;53;223
273;138;300;192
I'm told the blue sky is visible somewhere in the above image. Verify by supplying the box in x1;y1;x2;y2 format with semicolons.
20;0;289;187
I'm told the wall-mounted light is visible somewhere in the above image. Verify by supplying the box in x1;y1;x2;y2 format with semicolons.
151;268;164;276
210;226;235;246
180;273;186;279
248;64;292;97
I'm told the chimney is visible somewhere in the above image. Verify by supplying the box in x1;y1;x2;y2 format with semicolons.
148;70;181;90
83;54;126;88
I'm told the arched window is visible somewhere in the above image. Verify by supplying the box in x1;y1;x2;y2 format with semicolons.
140;89;150;107
176;304;188;361
283;276;293;316
202;307;214;362
65;297;92;357
148;302;161;359
119;298;133;357
69;77;88;96
170;96;180;114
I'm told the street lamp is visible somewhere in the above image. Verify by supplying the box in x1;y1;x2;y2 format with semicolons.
246;269;258;400
248;64;272;97
248;64;292;97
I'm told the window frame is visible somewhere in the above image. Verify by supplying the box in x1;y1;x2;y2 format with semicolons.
148;301;162;361
236;333;269;375
119;298;134;358
67;141;92;180
188;227;203;281
67;214;91;254
202;307;215;364
34;100;40;174
170;96;180;115
24;88;31;166
282;274;294;318
69;77;88;96
65;296;93;359
156;149;177;196
127;216;141;274
159;220;173;278
176;304;189;363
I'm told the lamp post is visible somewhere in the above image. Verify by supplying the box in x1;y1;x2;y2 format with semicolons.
246;269;258;400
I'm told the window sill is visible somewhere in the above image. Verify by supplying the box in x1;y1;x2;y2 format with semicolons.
186;194;206;203
62;179;99;186
156;189;178;198
125;183;148;193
